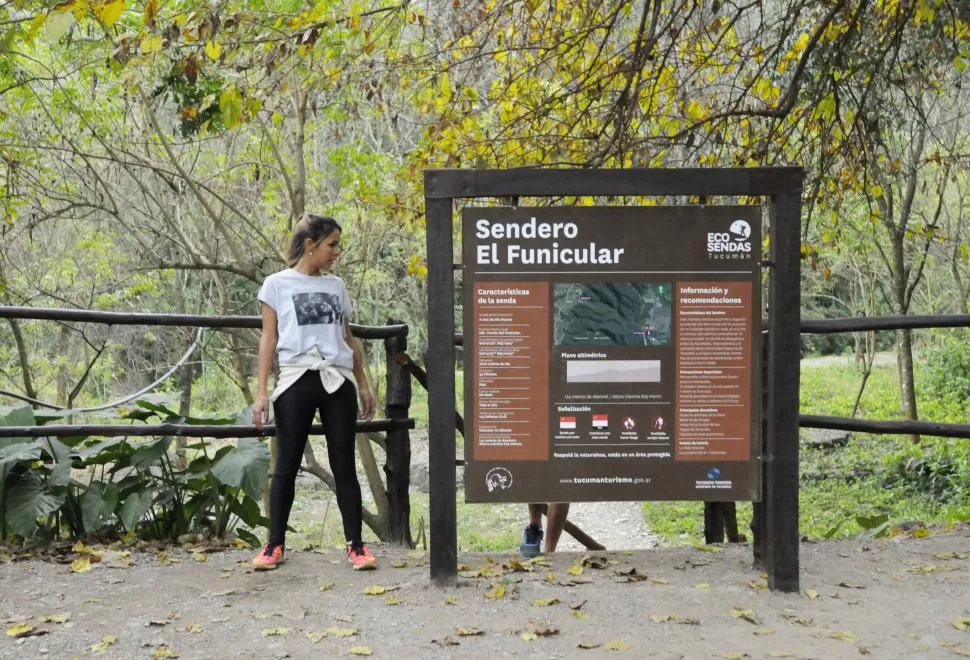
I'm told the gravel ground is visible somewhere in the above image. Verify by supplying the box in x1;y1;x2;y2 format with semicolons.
2;523;969;659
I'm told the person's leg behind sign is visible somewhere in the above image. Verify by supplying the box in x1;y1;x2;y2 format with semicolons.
521;503;571;556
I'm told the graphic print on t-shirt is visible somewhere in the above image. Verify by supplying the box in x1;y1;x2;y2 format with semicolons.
293;292;343;326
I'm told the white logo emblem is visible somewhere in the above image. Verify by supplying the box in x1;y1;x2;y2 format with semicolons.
729;220;751;241
485;467;513;492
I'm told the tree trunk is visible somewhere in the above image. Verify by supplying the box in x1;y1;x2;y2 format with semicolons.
176;360;195;468
56;325;71;407
0;261;37;399
895;328;920;442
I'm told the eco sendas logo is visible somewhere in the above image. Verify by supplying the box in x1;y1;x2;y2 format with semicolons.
707;219;752;259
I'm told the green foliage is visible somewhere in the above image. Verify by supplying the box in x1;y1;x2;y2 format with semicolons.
0;404;269;544
918;330;970;405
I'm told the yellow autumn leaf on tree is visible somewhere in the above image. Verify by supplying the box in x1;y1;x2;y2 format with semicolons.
205;40;222;61
141;34;163;54
45;10;75;41
686;100;706;121
93;0;125;27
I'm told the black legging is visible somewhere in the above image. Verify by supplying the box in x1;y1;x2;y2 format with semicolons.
269;371;361;546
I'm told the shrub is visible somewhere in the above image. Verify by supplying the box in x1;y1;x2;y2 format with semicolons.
919;330;970;405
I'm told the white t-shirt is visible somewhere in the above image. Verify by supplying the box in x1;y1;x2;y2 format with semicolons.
258;269;355;368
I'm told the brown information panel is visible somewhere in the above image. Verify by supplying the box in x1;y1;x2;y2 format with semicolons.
462;206;761;503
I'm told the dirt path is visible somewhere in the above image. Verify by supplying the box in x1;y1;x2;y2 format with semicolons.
554;501;661;551
2;524;969;659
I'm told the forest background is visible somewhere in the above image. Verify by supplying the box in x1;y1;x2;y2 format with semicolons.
0;0;969;550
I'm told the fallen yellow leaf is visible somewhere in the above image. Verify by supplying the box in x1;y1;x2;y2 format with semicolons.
806;590;819;599
721;653;749;659
326;627;357;637
319;583;335;591
385;595;400;606
753;628;775;636
484;584;505;600
348;646;372;656
730;607;758;624
183;623;204;633
572;610;587;621
306;631;327;643
578;640;600;649
830;630;860;643
261;627;288;637
91;634;118;653
71;558;92;573
568;563;584;576
362;585;386;595
606;638;631;651
521;631;538;641
696;544;724;553
695;582;711;589
391;561;407;568
531;597;559;607
6;623;37;638
152;646;179;659
649;614;701;625
649;576;669;585
193;553;207;563
455;627;484;636
38;613;69;624
444;595;459;605
952;617;970;631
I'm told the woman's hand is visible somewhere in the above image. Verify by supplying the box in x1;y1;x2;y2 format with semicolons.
359;386;376;421
253;394;270;431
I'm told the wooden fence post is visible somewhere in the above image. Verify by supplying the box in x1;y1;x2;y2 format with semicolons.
383;320;414;547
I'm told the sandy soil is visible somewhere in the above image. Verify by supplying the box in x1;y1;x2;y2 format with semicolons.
2;523;969;660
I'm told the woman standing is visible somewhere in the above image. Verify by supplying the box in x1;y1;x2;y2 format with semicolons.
251;214;378;571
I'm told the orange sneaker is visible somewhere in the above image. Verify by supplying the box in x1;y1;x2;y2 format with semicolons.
253;543;285;571
347;542;377;570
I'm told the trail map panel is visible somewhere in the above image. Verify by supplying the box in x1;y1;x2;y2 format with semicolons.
462;206;761;503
